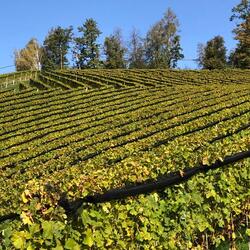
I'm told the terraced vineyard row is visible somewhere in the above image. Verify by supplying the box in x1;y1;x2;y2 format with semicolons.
0;71;38;92
0;83;249;213
0;69;249;93
0;70;249;249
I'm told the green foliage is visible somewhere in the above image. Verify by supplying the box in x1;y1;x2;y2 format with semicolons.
128;29;146;69
145;8;184;68
104;29;127;69
229;0;250;69
0;70;249;249
0;159;249;249
32;69;250;90
197;36;227;69
42;26;73;70
229;42;250;69
73;18;102;69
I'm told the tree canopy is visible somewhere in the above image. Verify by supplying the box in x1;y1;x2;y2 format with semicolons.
145;8;184;68
229;0;250;68
128;29;145;69
14;38;42;71
42;26;73;70
104;29;127;69
13;3;250;71
197;36;227;69
73;18;102;69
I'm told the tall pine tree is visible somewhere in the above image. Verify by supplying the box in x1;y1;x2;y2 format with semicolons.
73;18;102;69
104;29;126;69
42;26;73;70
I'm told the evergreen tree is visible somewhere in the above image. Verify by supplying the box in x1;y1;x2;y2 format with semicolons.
128;29;145;68
42;26;73;70
197;36;227;69
104;29;126;69
14;38;42;71
229;0;250;68
73;18;102;69
145;8;184;68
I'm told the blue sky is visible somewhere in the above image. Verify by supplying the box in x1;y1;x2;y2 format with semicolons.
0;0;239;73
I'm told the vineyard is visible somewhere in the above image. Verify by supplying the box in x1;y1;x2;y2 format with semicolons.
1;69;250;92
0;69;250;249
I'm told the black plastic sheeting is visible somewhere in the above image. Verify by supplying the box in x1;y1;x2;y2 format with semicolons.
60;150;250;215
1;150;249;223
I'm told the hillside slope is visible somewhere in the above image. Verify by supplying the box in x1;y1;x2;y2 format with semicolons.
0;69;250;93
0;70;249;249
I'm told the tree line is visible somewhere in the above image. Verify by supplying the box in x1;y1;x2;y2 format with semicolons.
197;0;249;69
15;8;183;71
14;0;249;71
